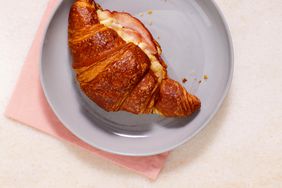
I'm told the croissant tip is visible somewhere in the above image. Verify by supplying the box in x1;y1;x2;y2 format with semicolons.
192;95;201;112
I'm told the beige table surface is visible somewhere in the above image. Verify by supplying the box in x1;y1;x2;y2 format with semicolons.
1;0;282;187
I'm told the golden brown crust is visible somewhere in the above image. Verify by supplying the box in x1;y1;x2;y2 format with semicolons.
77;42;131;83
121;71;158;114
155;79;201;117
69;25;126;69
81;43;150;111
68;0;99;32
68;0;201;117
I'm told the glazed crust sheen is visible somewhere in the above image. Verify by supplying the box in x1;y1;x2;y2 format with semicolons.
68;0;201;117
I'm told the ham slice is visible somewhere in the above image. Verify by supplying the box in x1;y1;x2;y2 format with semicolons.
97;10;159;55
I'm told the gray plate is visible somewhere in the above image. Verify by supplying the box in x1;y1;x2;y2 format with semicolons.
41;0;233;156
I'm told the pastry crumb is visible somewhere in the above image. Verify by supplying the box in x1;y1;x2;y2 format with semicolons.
147;10;153;15
139;13;144;17
204;75;209;80
182;78;188;83
157;36;160;40
198;80;202;84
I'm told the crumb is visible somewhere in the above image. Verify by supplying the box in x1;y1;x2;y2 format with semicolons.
157;36;160;40
198;80;202;84
204;75;209;80
139;13;144;17
147;10;153;15
182;78;188;83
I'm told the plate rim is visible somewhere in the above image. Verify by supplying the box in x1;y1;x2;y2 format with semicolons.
40;0;234;156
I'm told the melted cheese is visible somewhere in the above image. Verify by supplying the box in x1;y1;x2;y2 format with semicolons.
97;10;164;82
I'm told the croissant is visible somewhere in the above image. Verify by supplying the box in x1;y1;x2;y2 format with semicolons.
68;0;201;117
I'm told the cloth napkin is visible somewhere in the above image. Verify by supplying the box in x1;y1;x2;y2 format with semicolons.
5;0;169;180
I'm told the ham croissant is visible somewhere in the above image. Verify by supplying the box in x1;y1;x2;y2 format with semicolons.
68;0;201;117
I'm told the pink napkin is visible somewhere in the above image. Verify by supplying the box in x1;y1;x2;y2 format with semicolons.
5;0;169;180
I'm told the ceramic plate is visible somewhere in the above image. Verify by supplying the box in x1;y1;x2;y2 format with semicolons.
41;0;233;156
